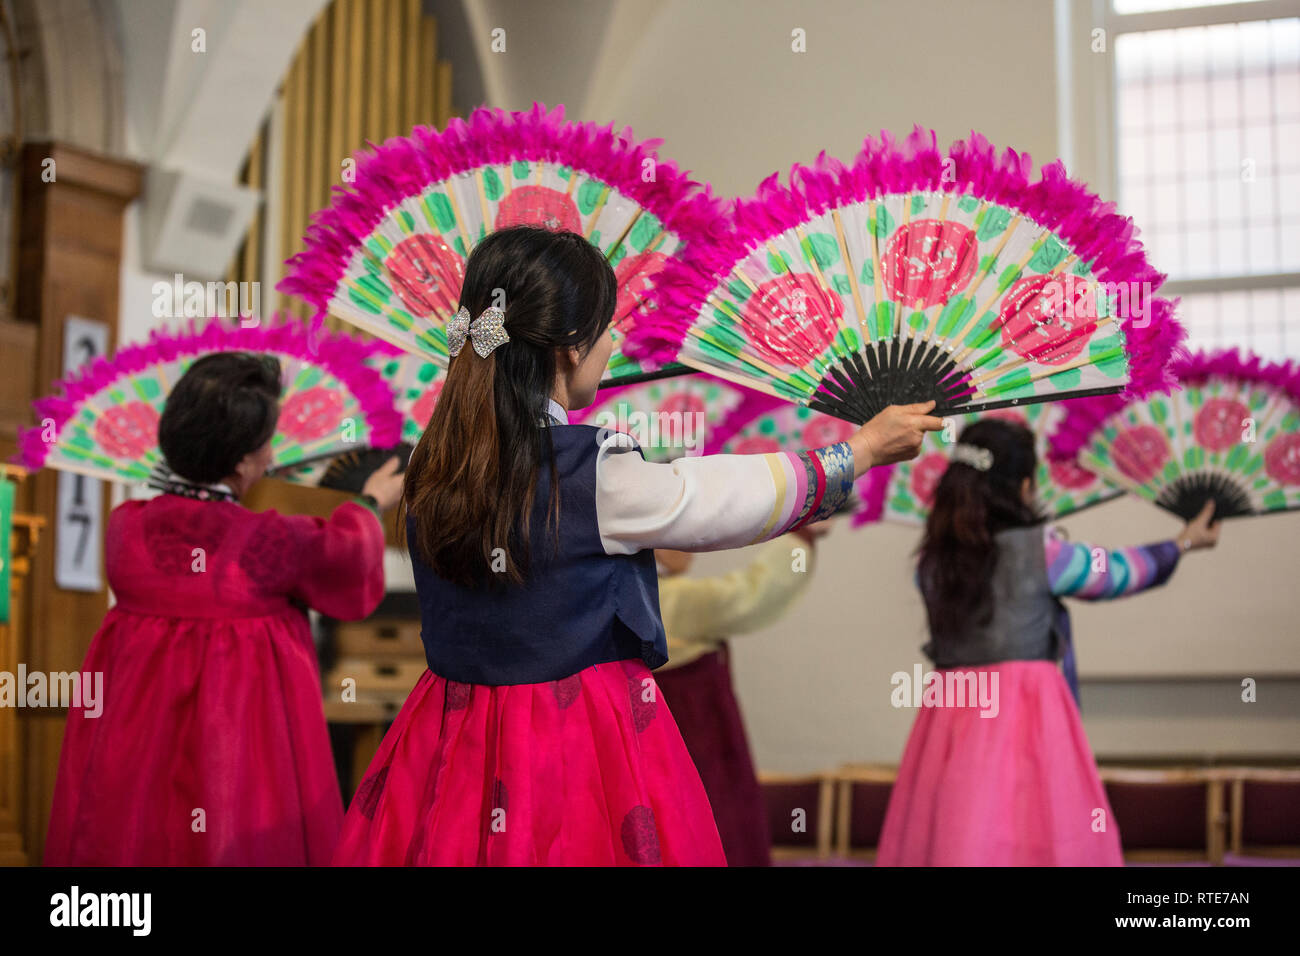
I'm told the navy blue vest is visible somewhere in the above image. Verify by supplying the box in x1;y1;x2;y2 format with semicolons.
409;423;668;685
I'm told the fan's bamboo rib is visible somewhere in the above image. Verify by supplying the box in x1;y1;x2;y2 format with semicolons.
565;167;578;197
685;320;812;394
1171;385;1190;469
793;224;860;355
950;248;1078;367
1248;391;1285;447
831;209;871;349
961;259;1097;379
760;239;838;369
947;224;1039;353
442;174;475;254
967;314;1119;387
915;193;953;346
503;163;512;194
726;257;833;381
606;210;646;261
332;307;445;362
897;195;912;340
585;186;612;238
869;199;886;342
676;355;797;402
1078;450;1159;502
930;214;1022;346
45;459;132;484
475;168;492;230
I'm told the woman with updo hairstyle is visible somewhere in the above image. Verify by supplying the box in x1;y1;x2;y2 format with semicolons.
45;351;404;866
332;225;944;866
877;417;1221;866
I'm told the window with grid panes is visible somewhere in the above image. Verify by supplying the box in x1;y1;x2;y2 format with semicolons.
1108;0;1299;359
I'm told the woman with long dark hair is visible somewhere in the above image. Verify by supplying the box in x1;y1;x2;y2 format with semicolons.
332;225;944;866
45;352;404;866
876;417;1220;866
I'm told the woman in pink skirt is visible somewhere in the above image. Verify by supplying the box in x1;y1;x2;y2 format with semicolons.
45;352;403;866
877;418;1220;866
331;225;944;866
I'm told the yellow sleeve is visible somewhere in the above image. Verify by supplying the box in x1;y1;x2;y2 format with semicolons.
658;536;817;648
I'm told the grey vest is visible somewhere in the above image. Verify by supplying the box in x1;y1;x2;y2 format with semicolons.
921;524;1065;668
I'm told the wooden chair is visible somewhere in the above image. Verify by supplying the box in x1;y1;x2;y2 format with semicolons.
759;771;836;862
1226;767;1300;862
1099;766;1228;865
832;763;897;862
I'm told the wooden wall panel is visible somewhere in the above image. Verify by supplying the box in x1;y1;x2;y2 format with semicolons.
231;0;454;334
12;141;142;865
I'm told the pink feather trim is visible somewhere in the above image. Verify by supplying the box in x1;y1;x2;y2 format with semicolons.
278;102;723;325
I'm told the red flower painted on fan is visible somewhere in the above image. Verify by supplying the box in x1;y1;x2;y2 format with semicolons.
410;380;443;430
743;273;842;368
658;392;705;445
613;250;668;329
1111;424;1170;484
1264;433;1300;486
385;235;464;317
733;435;782;454
494;185;582;233
1048;456;1098;491
1194;398;1250;452
802;415;855;447
279;387;344;442
95;402;160;459
997;274;1095;366
882;220;978;308
910;451;950;507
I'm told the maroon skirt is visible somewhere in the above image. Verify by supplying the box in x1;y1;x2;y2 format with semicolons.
654;645;771;866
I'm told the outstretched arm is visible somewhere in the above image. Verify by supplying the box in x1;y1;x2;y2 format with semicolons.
596;402;942;555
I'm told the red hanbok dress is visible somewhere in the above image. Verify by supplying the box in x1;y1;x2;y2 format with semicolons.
44;493;385;866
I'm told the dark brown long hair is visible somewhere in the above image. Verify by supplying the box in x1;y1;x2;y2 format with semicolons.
916;418;1042;640
401;226;616;588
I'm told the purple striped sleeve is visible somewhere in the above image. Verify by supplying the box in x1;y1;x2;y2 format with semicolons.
1043;526;1182;600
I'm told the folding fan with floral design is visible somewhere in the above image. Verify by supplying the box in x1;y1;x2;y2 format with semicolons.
15;317;402;486
267;343;443;488
1048;348;1300;521
568;372;749;462
853;400;1123;528
280;103;720;385
629;128;1185;423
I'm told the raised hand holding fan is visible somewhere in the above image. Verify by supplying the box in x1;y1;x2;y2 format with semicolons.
15;317;403;486
630;128;1184;422
1049;348;1300;521
280;103;721;385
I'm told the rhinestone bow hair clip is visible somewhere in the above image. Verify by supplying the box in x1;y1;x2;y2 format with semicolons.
951;443;994;472
447;306;509;358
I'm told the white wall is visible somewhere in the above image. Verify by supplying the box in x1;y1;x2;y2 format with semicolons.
458;0;1300;768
